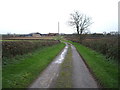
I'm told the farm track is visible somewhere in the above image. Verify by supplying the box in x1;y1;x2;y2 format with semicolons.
28;42;98;88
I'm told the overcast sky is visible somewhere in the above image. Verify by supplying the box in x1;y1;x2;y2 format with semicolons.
0;0;119;34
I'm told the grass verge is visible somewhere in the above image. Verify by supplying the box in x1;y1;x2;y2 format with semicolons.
55;45;72;88
2;43;65;88
68;41;118;88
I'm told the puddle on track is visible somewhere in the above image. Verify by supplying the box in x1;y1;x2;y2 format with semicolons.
54;44;68;64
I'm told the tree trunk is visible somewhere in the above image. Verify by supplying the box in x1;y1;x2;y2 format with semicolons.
79;29;83;44
77;25;79;35
80;29;83;35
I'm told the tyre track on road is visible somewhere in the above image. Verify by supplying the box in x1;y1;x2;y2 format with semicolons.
71;44;98;88
28;43;68;88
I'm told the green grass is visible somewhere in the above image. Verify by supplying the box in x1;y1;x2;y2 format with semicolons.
2;43;65;88
68;41;118;88
55;45;72;88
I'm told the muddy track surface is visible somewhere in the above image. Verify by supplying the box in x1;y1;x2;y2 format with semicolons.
28;42;98;88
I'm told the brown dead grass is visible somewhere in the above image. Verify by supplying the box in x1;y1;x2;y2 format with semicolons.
3;36;55;40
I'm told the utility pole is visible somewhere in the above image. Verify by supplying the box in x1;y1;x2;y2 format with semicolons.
58;22;59;35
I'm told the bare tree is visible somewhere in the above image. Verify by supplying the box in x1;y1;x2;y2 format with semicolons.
69;11;92;35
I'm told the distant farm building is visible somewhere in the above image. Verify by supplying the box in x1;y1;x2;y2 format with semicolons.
30;32;42;37
48;33;59;36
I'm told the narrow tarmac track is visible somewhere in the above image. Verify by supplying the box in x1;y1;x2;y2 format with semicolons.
71;44;98;88
28;42;98;88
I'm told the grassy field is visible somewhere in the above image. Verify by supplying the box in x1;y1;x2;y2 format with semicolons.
68;41;118;88
2;43;65;88
55;45;72;88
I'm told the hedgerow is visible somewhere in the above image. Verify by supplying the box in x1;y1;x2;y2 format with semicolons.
2;40;60;58
82;37;118;61
66;35;118;61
